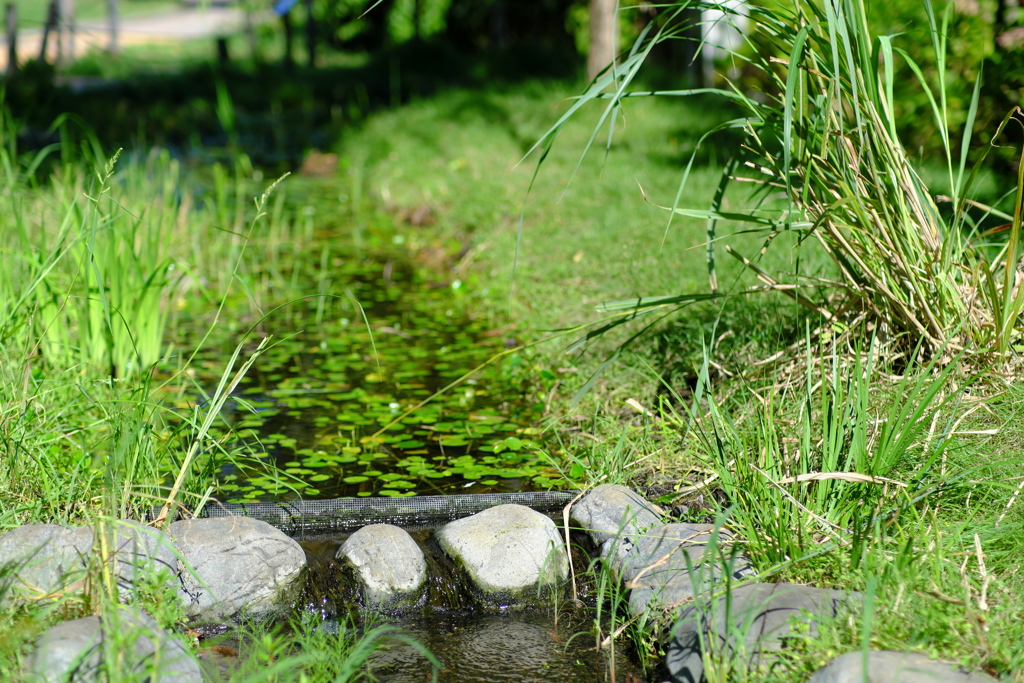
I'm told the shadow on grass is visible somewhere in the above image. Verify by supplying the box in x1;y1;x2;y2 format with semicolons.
640;295;817;402
6;40;581;172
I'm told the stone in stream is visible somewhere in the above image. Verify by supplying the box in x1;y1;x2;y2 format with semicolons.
603;522;754;617
808;651;999;683
435;504;568;607
25;605;202;683
664;582;856;683
570;484;664;546
337;523;427;612
0;524;93;600
169;516;306;620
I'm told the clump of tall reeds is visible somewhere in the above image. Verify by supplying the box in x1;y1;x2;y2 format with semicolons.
717;0;1024;359
532;0;1024;364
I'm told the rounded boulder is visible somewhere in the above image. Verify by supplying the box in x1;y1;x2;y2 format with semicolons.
435;504;568;607
169;516;306;620
0;524;93;601
26;606;201;683
337;524;427;612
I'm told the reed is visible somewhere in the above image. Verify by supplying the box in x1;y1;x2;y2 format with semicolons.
529;0;1024;363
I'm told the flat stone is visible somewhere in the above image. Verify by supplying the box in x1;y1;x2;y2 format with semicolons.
0;524;93;599
570;484;663;546
665;582;855;683
808;651;999;683
435;504;568;606
169;516;306;620
611;523;753;617
337;524;426;611
25;606;201;683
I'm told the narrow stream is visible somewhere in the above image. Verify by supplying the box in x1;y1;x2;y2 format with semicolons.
185;185;641;681
201;219;561;502
298;527;646;683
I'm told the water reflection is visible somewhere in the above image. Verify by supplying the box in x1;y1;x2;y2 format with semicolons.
367;610;640;683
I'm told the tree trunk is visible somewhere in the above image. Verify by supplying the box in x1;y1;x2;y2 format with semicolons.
587;0;616;81
5;3;16;78
60;0;75;63
282;10;294;69
107;0;118;54
40;0;58;63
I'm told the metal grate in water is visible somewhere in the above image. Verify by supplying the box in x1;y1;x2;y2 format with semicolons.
166;491;580;534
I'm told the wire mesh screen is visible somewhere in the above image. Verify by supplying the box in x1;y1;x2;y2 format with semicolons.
185;491;580;534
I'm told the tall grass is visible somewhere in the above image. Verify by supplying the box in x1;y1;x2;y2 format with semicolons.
668;333;962;570
528;0;1024;362
513;2;1024;676
0;110;330;525
0;109;433;681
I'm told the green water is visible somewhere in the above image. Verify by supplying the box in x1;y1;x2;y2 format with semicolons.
186;186;564;503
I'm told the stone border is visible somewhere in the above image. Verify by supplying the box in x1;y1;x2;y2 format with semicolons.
569;484;998;683
2;489;1001;682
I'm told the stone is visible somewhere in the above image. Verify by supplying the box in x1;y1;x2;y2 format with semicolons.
111;520;180;599
436;504;568;606
337;524;427;611
570;484;663;546
25;606;201;683
0;524;93;599
169;516;306;620
808;651;999;683
609;523;753;617
665;582;855;683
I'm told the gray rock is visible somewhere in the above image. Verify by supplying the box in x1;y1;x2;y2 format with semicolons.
169;516;306;620
665;582;855;683
808;651;999;683
0;521;182;604
436;504;568;606
570;484;663;546
25;606;201;683
111;520;181;599
0;524;93;599
610;523;753;617
337;524;426;611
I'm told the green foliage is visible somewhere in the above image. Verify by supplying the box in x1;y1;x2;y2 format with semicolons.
673;334;960;569
529;0;1024;363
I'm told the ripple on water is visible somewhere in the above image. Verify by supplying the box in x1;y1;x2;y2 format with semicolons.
366;610;643;683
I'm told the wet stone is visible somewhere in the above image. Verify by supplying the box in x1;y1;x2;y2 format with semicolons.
808;651;999;683
0;524;93;600
665;582;856;683
26;605;201;683
337;523;427;612
610;523;753;617
435;504;568;607
169;516;306;620
570;484;663;546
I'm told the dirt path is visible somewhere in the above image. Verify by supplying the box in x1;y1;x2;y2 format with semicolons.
1;6;264;71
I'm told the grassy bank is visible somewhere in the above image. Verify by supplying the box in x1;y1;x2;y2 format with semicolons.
315;6;1024;680
3;1;1024;679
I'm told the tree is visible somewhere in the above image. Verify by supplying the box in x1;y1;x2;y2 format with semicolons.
587;0;616;81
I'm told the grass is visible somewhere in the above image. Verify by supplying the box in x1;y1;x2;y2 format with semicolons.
0;111;447;678
334;3;1024;680
3;1;1024;679
500;1;1024;679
